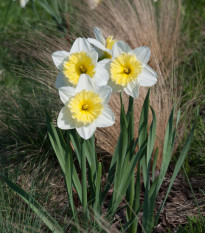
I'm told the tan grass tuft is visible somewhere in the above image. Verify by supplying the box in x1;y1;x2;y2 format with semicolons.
72;0;182;167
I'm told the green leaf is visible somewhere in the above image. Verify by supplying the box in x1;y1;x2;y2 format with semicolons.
111;95;129;202
47;116;66;173
139;90;150;186
152;148;159;182
110;142;146;215
0;172;64;233
157;107;175;190
69;129;81;166
94;162;102;213
155;123;195;225
47;119;82;202
138;89;150;147
147;106;157;164
64;134;78;220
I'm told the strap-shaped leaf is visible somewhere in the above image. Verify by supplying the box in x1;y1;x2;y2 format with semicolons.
155;124;195;225
109;142;147;215
47;119;82;202
158;108;175;191
139;90;150;186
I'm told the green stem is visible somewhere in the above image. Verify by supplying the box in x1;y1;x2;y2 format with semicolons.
81;138;87;223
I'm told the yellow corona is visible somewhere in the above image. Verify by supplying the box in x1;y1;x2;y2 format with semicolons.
106;36;116;50
110;53;142;86
68;90;103;124
63;52;95;86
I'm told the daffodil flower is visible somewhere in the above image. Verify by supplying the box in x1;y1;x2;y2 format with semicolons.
52;38;109;89
57;74;115;139
107;41;157;98
88;27;116;59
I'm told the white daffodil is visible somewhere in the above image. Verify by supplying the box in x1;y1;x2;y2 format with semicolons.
57;74;115;140
52;38;109;89
107;41;157;98
88;27;116;59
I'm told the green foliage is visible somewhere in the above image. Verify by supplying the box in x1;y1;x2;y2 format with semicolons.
176;217;205;233
0;0;204;232
0;91;196;232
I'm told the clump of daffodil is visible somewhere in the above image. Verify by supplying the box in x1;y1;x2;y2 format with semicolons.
88;27;116;59
57;74;115;139
107;41;157;98
52;38;109;89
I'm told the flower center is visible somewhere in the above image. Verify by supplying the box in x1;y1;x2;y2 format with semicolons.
124;67;131;74
68;90;103;125
63;52;95;86
82;104;89;110
79;65;87;74
110;53;142;86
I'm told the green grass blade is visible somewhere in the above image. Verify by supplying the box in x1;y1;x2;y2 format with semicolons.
0;172;64;233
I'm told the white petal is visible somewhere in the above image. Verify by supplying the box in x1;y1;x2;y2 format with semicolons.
93;61;110;86
55;72;71;89
87;48;98;65
70;38;92;54
112;41;131;58
76;123;97;140
98;59;111;66
75;74;95;93
107;79;123;92
52;51;70;71
95;85;112;104
59;86;75;104
124;80;140;98
131;47;151;64
57;106;76;130
96;106;115;127
94;27;106;46
139;65;157;87
87;38;107;52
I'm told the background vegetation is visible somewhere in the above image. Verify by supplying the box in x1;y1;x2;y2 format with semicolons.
0;0;204;232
